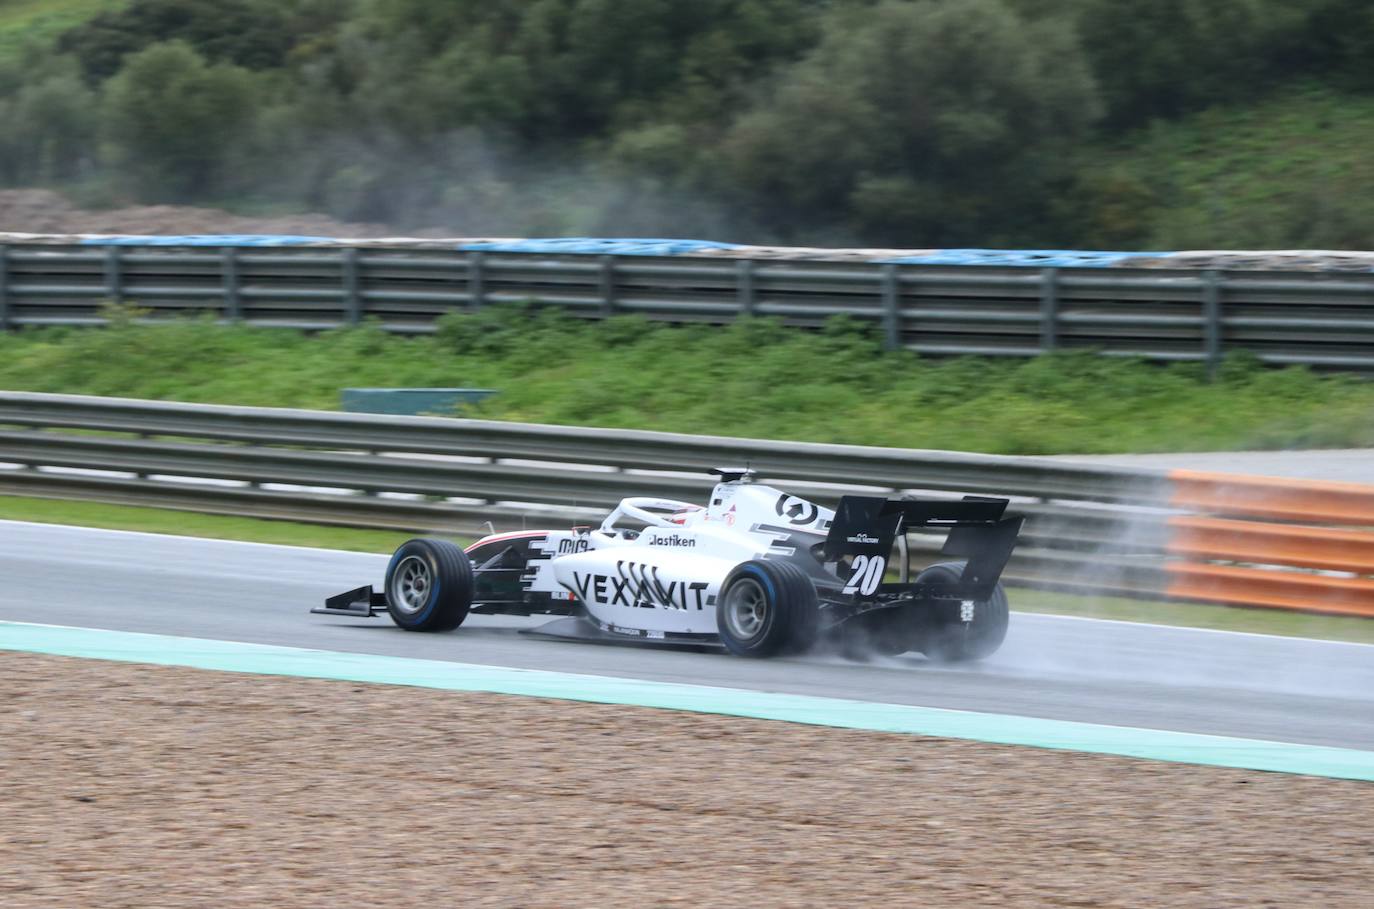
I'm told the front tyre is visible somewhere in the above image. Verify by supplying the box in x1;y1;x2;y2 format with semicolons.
717;561;819;658
384;538;474;632
914;560;1009;662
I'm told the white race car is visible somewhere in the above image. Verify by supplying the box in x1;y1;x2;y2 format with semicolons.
314;468;1023;660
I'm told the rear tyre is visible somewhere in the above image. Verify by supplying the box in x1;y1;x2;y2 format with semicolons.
384;538;474;632
717;560;819;658
914;560;1009;662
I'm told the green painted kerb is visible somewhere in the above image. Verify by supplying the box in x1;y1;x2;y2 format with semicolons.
3;621;1372;782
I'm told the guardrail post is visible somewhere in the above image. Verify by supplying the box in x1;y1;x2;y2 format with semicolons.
1203;269;1222;379
133;431;149;480
1039;267;1059;351
222;247;241;323
599;255;616;317
737;259;755;318
0;244;8;332
468;250;485;311
881;264;900;351
342;247;361;325
104;245;123;307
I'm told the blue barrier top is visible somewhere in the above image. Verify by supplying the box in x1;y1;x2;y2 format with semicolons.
459;238;744;257
72;234;1183;267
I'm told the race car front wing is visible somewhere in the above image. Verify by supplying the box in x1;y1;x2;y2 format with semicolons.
311;585;387;618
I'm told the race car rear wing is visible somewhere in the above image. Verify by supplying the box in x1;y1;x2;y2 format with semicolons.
822;495;1023;601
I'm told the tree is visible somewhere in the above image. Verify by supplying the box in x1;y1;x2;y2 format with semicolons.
0;55;98;185
59;0;341;82
336;0;826;143
716;0;1101;245
101;42;258;199
1290;0;1374;90
1076;0;1305;126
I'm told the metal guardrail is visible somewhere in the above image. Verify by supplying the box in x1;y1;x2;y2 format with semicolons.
0;392;1171;598
2;392;1372;616
1;243;1373;370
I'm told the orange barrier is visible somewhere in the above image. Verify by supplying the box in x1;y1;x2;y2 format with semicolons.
1165;562;1374;618
1169;469;1374;525
1164;471;1374;617
1166;516;1374;574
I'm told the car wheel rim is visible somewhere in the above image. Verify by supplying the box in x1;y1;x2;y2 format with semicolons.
390;555;432;615
724;578;767;641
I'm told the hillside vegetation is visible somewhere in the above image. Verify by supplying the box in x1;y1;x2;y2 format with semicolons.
1076;84;1374;249
0;0;121;55
0;0;1372;249
2;311;1372;454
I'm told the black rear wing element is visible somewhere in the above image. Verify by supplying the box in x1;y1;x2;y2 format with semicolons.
823;495;1023;601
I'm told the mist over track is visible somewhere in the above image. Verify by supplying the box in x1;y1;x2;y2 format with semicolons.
3;520;1372;751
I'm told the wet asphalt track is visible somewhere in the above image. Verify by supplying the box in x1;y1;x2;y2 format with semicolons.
2;519;1372;751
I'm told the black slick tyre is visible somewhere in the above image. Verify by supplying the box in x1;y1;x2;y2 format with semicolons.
716;560;819;657
384;538;474;632
914;560;1009;662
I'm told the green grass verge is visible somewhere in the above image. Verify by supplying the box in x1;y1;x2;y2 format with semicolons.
0;495;433;554
3;494;1370;644
3;307;1374;454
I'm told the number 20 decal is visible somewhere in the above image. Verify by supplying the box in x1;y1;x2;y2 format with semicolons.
843;554;886;596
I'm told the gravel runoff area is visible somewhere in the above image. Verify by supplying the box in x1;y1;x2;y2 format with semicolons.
3;652;1371;908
